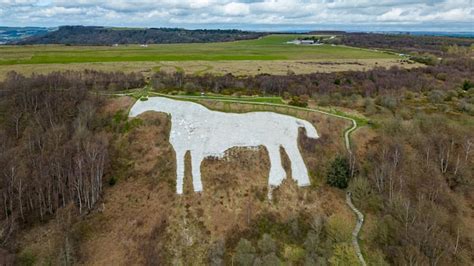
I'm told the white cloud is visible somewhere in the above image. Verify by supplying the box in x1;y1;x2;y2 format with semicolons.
0;0;473;31
222;2;250;16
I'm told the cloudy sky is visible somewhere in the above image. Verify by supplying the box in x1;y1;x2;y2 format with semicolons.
1;0;473;31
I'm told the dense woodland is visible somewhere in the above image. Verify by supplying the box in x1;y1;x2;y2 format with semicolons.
13;26;266;45
0;36;473;264
0;71;145;246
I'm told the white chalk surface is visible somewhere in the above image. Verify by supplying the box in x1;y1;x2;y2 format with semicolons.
130;97;319;194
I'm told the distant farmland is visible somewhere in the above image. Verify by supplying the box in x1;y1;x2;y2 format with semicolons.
0;35;413;77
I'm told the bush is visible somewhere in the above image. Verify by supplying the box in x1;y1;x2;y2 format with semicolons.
108;176;117;186
458;100;474;115
348;177;382;211
376;95;398;110
283;244;305;262
17;250;36;266
183;82;197;94
328;243;360;265
410;54;438;66
326;156;351;189
235;238;256;266
445;89;458;101
326;214;353;243
462;80;474;91
364;98;377;115
254;253;282;266
428;90;446;103
258;234;277;254
209;240;225;266
289;96;308;107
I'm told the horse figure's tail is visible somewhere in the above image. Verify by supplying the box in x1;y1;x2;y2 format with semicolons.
297;119;319;139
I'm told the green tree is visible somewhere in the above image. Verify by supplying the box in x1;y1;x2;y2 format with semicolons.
328;243;359;265
254;253;282;266
209;239;225;266
326;156;351;189
257;234;277;255
234;238;256;266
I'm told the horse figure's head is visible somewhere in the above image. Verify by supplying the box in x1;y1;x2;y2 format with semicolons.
129;97;205;118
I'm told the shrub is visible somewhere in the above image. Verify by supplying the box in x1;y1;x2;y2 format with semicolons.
404;91;416;100
17;250;36;266
289;96;308;107
254;253;282;266
428;90;446;103
410;54;438;66
445;89;458;101
209;240;225;266
258;234;277;254
435;73;447;81
331;92;343;105
108;176;117;186
458;100;474;115
348;177;382;211
234;238;256;266
283;244;305;262
328;243;360;265
326;156;351;189
183;82;197;94
377;95;398;110
462;80;474;91
364;98;377;115
326;214;353;243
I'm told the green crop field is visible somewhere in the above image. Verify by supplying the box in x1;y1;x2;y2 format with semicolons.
0;34;397;65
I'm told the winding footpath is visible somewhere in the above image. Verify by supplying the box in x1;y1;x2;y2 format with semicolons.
108;91;367;265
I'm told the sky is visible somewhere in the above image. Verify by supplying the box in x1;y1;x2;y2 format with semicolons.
1;0;473;32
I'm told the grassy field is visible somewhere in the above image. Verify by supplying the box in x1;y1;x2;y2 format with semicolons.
0;34;414;78
0;35;396;65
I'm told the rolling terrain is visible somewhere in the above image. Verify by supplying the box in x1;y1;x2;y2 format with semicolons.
0;29;473;265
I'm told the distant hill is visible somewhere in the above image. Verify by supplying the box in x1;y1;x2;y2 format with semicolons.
13;26;267;45
0;27;52;44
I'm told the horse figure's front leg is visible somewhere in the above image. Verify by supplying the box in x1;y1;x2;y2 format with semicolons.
266;145;286;187
191;151;204;192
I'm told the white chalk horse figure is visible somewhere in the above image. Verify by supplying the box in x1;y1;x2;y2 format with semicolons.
129;97;319;195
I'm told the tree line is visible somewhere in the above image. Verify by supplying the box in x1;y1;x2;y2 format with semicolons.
14;26;267;45
328;33;474;56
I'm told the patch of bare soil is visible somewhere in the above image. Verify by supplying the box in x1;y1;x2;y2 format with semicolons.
351;126;378;158
101;96;135;115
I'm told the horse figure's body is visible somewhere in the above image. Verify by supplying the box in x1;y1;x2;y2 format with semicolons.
129;97;319;194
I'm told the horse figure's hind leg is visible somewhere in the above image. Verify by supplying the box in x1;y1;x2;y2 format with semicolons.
175;149;185;194
267;145;286;187
191;152;204;192
284;142;311;186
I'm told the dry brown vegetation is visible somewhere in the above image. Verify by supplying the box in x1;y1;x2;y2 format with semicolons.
0;59;420;80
